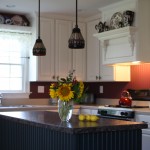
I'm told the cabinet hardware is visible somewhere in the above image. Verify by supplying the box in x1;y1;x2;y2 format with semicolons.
57;76;59;80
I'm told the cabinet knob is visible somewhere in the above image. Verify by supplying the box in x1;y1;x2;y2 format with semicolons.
99;76;101;80
52;75;55;79
96;76;98;80
57;76;59;80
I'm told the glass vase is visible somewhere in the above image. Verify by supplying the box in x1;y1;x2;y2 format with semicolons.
58;99;73;122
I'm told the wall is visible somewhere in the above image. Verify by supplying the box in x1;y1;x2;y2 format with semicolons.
29;64;150;99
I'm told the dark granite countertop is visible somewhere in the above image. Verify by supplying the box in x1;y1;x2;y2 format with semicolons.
0;111;148;134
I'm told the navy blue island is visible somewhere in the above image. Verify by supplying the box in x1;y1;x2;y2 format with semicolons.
0;111;147;150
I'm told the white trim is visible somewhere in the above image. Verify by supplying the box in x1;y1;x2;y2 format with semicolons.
0;24;32;34
2;93;30;99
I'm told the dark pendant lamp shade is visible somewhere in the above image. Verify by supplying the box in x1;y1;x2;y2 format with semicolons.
33;0;46;56
68;0;85;49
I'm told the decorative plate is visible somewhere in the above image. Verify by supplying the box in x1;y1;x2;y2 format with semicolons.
11;15;23;26
110;12;123;30
0;15;5;24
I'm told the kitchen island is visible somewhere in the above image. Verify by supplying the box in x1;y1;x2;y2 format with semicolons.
0;111;147;150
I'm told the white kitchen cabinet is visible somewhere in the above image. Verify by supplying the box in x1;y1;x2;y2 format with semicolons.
55;19;72;79
87;19;130;81
37;17;86;81
142;129;150;150
37;18;55;81
135;114;150;150
94;0;150;65
72;22;86;81
87;19;100;81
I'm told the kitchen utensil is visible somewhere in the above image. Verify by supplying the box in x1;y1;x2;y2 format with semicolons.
119;90;132;107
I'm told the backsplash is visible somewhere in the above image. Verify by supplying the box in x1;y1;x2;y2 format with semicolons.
29;64;150;99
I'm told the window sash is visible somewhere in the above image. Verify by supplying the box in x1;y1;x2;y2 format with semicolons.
0;30;31;92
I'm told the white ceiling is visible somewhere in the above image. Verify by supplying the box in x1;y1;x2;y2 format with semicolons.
0;0;124;17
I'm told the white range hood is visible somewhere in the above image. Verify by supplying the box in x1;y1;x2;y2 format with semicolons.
94;0;150;65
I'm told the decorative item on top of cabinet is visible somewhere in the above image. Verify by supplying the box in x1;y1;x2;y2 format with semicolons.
0;12;30;26
95;11;134;33
95;21;109;33
123;10;134;27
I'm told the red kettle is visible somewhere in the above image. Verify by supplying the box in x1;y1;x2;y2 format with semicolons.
119;90;132;107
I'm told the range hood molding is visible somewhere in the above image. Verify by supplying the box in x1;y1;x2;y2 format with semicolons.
94;26;137;65
94;26;136;54
94;26;136;41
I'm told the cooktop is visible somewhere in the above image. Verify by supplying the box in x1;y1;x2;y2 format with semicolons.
104;105;149;109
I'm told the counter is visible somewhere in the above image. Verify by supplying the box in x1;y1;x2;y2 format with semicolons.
0;111;147;150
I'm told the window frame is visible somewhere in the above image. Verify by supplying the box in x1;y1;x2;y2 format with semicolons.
0;24;32;98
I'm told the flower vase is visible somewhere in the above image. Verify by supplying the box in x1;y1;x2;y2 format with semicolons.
58;99;73;122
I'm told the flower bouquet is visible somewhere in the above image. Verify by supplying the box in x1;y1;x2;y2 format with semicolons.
49;70;86;121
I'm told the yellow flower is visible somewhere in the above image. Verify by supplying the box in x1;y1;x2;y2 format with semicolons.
78;82;84;98
49;70;87;103
50;83;55;88
49;89;57;98
57;84;74;101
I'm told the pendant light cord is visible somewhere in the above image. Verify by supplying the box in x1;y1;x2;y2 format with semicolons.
76;0;78;27
38;0;40;39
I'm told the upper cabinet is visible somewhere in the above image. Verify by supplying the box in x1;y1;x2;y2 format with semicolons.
72;22;86;81
37;18;55;81
37;17;86;81
55;19;72;79
94;0;150;65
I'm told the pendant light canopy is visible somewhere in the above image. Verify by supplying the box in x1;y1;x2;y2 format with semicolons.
33;0;46;56
68;0;85;49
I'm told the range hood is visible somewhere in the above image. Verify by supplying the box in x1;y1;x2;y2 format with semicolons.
93;0;150;66
94;26;139;65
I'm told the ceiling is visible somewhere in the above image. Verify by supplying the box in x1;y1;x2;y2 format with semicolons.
0;0;124;17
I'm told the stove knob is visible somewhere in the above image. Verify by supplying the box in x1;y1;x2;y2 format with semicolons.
101;110;107;115
121;112;128;116
124;112;128;116
120;112;125;116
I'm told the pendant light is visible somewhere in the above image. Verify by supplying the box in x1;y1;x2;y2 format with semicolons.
68;0;85;49
33;0;46;56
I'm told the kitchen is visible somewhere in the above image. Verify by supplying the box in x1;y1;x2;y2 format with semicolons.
0;0;150;150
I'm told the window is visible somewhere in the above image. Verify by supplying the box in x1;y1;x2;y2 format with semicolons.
0;30;32;93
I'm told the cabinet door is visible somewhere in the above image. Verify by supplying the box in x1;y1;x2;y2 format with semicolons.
55;20;72;79
72;22;86;81
87;19;100;81
37;18;55;81
142;133;150;150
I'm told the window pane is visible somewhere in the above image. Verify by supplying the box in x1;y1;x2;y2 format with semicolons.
0;78;9;90
10;65;22;77
0;65;9;77
10;78;22;90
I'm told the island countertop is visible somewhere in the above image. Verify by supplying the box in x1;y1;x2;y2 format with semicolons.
0;110;147;134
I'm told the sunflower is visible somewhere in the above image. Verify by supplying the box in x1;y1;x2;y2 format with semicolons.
57;83;74;101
